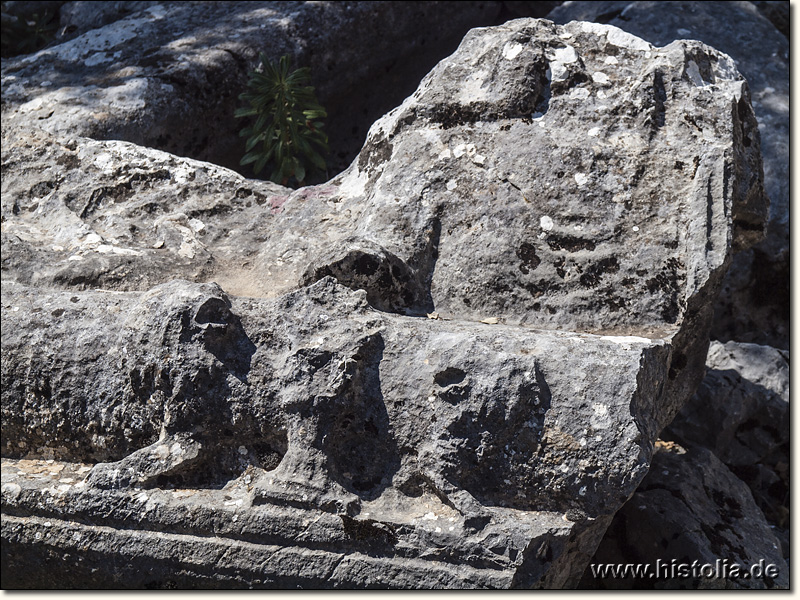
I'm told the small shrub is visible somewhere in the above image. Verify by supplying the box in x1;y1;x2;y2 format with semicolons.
236;53;328;187
0;3;60;58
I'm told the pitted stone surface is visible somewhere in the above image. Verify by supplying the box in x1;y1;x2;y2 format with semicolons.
1;15;768;590
0;1;501;176
579;441;788;589
549;0;788;349
3;278;669;588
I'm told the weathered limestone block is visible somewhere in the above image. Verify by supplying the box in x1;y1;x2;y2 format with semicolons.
579;441;788;589
549;0;789;348
57;1;164;41
3;278;671;588
1;131;288;294
1;15;767;589
664;341;790;557
2;17;767;425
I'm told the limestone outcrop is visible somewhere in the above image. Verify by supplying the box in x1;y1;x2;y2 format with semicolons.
1;7;769;590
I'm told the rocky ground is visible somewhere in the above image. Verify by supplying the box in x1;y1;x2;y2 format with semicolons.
0;1;789;589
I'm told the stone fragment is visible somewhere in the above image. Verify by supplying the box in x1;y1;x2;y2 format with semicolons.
549;0;789;349
2;17;767;431
579;441;788;589
3;278;671;588
664;341;790;558
0;132;289;294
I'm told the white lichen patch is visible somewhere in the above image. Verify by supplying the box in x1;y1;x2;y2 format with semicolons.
550;61;568;82
92;152;114;171
452;142;476;159
502;41;524;60
576;21;651;51
592;72;611;85
78;232;104;249
549;45;578;64
569;87;590;100
95;244;142;256
590;402;612;430
574;173;588;186
588;127;601;137
540;215;554;231
446;180;457;191
458;70;490;103
605;26;652;51
171;163;196;184
602;335;653;345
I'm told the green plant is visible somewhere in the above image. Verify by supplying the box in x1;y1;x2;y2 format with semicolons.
236;53;328;187
1;3;60;58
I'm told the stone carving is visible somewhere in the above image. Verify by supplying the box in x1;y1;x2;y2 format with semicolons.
1;12;768;589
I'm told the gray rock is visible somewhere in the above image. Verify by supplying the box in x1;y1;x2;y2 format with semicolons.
1;1;502;175
0;16;767;589
3;277;670;588
57;1;163;42
548;0;789;348
0;131;289;293
751;1;789;38
2;17;767;423
579;441;788;589
664;340;790;558
503;1;565;18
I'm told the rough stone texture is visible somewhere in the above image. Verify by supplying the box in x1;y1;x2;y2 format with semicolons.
3;278;670;588
1;1;502;176
57;1;163;41
0;130;289;293
548;0;789;349
751;1;790;38
578;441;788;589
664;341;790;559
1;14;768;590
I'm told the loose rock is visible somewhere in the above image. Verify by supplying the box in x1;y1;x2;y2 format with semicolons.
664;341;790;558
